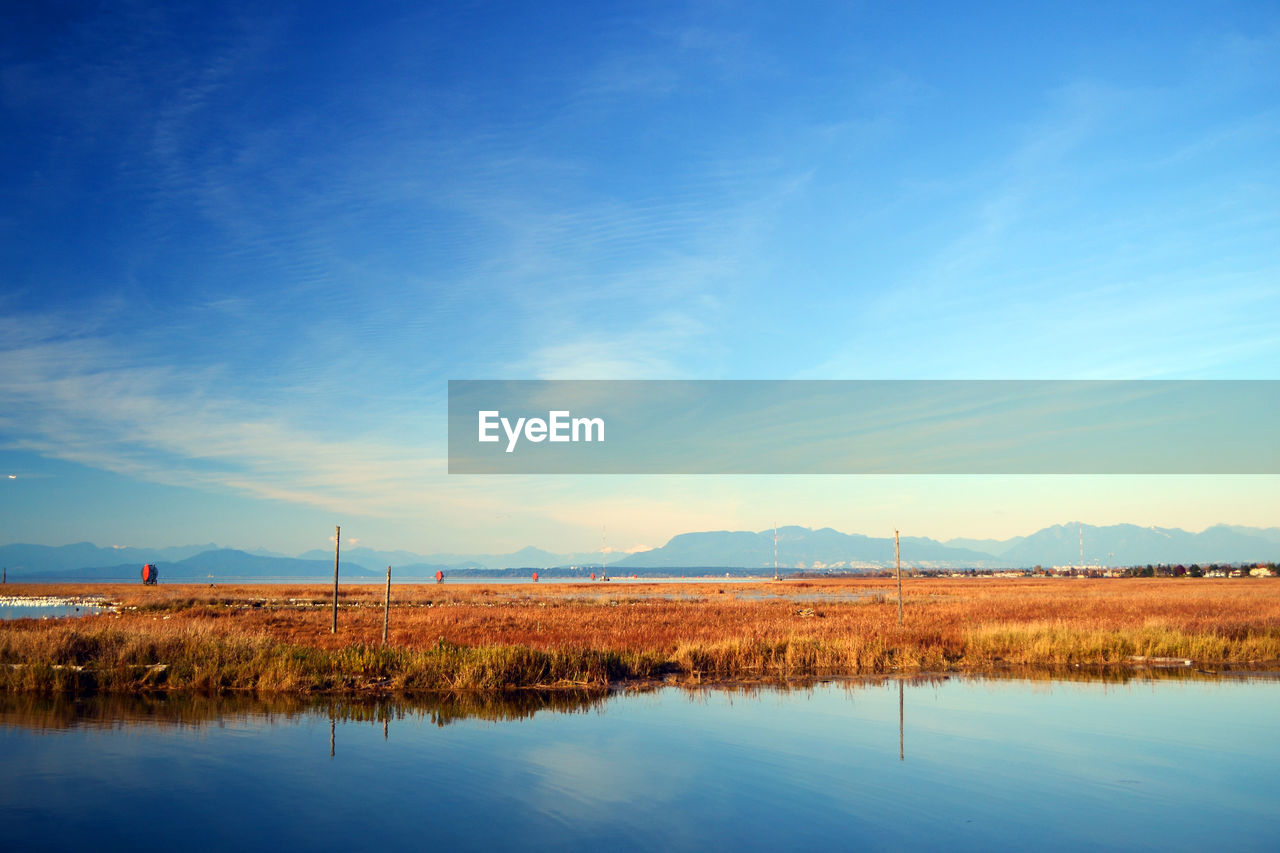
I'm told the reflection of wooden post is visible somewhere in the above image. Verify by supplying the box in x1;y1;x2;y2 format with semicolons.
330;716;335;757
895;530;903;627
382;565;391;645
899;679;904;761
331;526;340;634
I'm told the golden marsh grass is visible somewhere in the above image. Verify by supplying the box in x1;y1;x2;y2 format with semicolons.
2;577;1277;692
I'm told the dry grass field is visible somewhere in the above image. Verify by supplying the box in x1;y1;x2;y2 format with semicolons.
2;577;1278;692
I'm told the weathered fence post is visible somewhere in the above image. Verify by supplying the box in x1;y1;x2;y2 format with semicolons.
331;525;340;634
382;565;392;645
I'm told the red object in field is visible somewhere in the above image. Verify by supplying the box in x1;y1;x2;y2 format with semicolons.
532;572;539;582
141;563;158;585
590;572;596;581
435;570;444;584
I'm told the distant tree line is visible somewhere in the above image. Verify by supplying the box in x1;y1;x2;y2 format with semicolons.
821;562;1280;580
1120;562;1278;578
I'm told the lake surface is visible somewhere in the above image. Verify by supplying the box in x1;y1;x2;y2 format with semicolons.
0;596;107;620
2;674;1277;851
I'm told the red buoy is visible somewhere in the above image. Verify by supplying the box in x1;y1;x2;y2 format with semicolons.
532;572;539;582
590;572;596;581
435;570;444;584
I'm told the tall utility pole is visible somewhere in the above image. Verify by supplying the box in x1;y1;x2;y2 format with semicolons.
331;525;340;634
895;529;903;627
773;522;778;581
601;525;608;581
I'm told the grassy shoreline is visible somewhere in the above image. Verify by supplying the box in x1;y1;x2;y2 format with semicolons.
2;578;1278;693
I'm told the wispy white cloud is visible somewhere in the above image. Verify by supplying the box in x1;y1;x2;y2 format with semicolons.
0;319;448;517
517;309;717;379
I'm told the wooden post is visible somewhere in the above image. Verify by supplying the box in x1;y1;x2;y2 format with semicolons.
382;565;392;645
895;529;903;627
331;525;340;634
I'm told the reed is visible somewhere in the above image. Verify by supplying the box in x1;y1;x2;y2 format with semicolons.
2;578;1277;693
0;620;669;692
963;622;1280;665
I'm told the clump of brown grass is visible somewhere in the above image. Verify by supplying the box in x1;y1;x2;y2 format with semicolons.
964;622;1280;665
0;619;669;693
2;578;1278;692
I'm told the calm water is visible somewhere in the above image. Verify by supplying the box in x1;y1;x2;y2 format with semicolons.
0;598;105;620
2;675;1277;851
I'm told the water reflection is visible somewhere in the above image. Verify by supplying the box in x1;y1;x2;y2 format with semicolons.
6;665;1272;771
1;666;1270;740
0;688;611;734
0;600;108;620
2;672;1277;852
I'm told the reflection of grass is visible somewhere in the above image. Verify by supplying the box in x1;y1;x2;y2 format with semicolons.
4;670;1261;735
1;578;1278;692
0;687;608;731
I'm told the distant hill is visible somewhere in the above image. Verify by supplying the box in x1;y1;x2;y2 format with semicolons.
1216;525;1280;547
613;526;998;570
614;523;1280;570
168;549;381;580
5;546;379;582
298;545;433;567
0;542;218;575
1000;523;1280;566
296;544;598;571
4;521;1279;579
944;536;1026;557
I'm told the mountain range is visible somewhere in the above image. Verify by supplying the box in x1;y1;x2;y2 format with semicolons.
613;524;1280;569
2;522;1277;580
612;527;997;569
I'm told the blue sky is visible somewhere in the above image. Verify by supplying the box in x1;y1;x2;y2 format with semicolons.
2;1;1277;555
